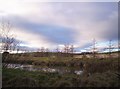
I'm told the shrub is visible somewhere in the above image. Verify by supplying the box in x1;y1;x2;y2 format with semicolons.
80;71;119;87
53;80;73;87
5;76;39;87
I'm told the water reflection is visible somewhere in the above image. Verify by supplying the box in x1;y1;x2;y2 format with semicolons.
4;63;83;75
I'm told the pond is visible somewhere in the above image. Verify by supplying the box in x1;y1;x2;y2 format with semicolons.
3;63;83;75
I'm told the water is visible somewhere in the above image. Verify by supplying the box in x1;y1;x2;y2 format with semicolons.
3;63;83;75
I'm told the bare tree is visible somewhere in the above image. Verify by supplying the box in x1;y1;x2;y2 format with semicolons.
41;47;45;57
64;44;70;53
70;45;74;57
64;44;71;57
55;47;60;57
108;40;115;58
37;48;41;52
13;40;21;53
56;47;59;53
0;20;16;53
45;48;49;57
92;38;98;59
0;19;20;64
45;48;49;52
103;40;115;58
41;47;45;52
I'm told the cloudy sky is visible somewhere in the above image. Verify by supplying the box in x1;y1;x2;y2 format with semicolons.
0;0;119;52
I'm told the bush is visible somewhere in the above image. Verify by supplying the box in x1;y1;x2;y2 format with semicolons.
83;58;119;73
53;80;73;87
2;52;9;62
5;76;39;87
80;71;119;87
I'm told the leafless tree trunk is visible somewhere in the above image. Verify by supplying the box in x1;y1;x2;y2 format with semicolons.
92;39;97;59
45;48;49;57
0;19;19;63
56;47;60;57
109;40;112;58
64;44;70;57
0;20;17;53
41;47;45;57
108;40;115;58
70;45;74;57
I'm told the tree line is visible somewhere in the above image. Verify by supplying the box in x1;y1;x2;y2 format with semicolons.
0;20;118;57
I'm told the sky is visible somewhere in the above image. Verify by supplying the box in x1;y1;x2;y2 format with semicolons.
0;0;119;53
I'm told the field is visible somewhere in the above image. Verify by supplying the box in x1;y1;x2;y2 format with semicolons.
2;52;120;87
3;67;119;87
